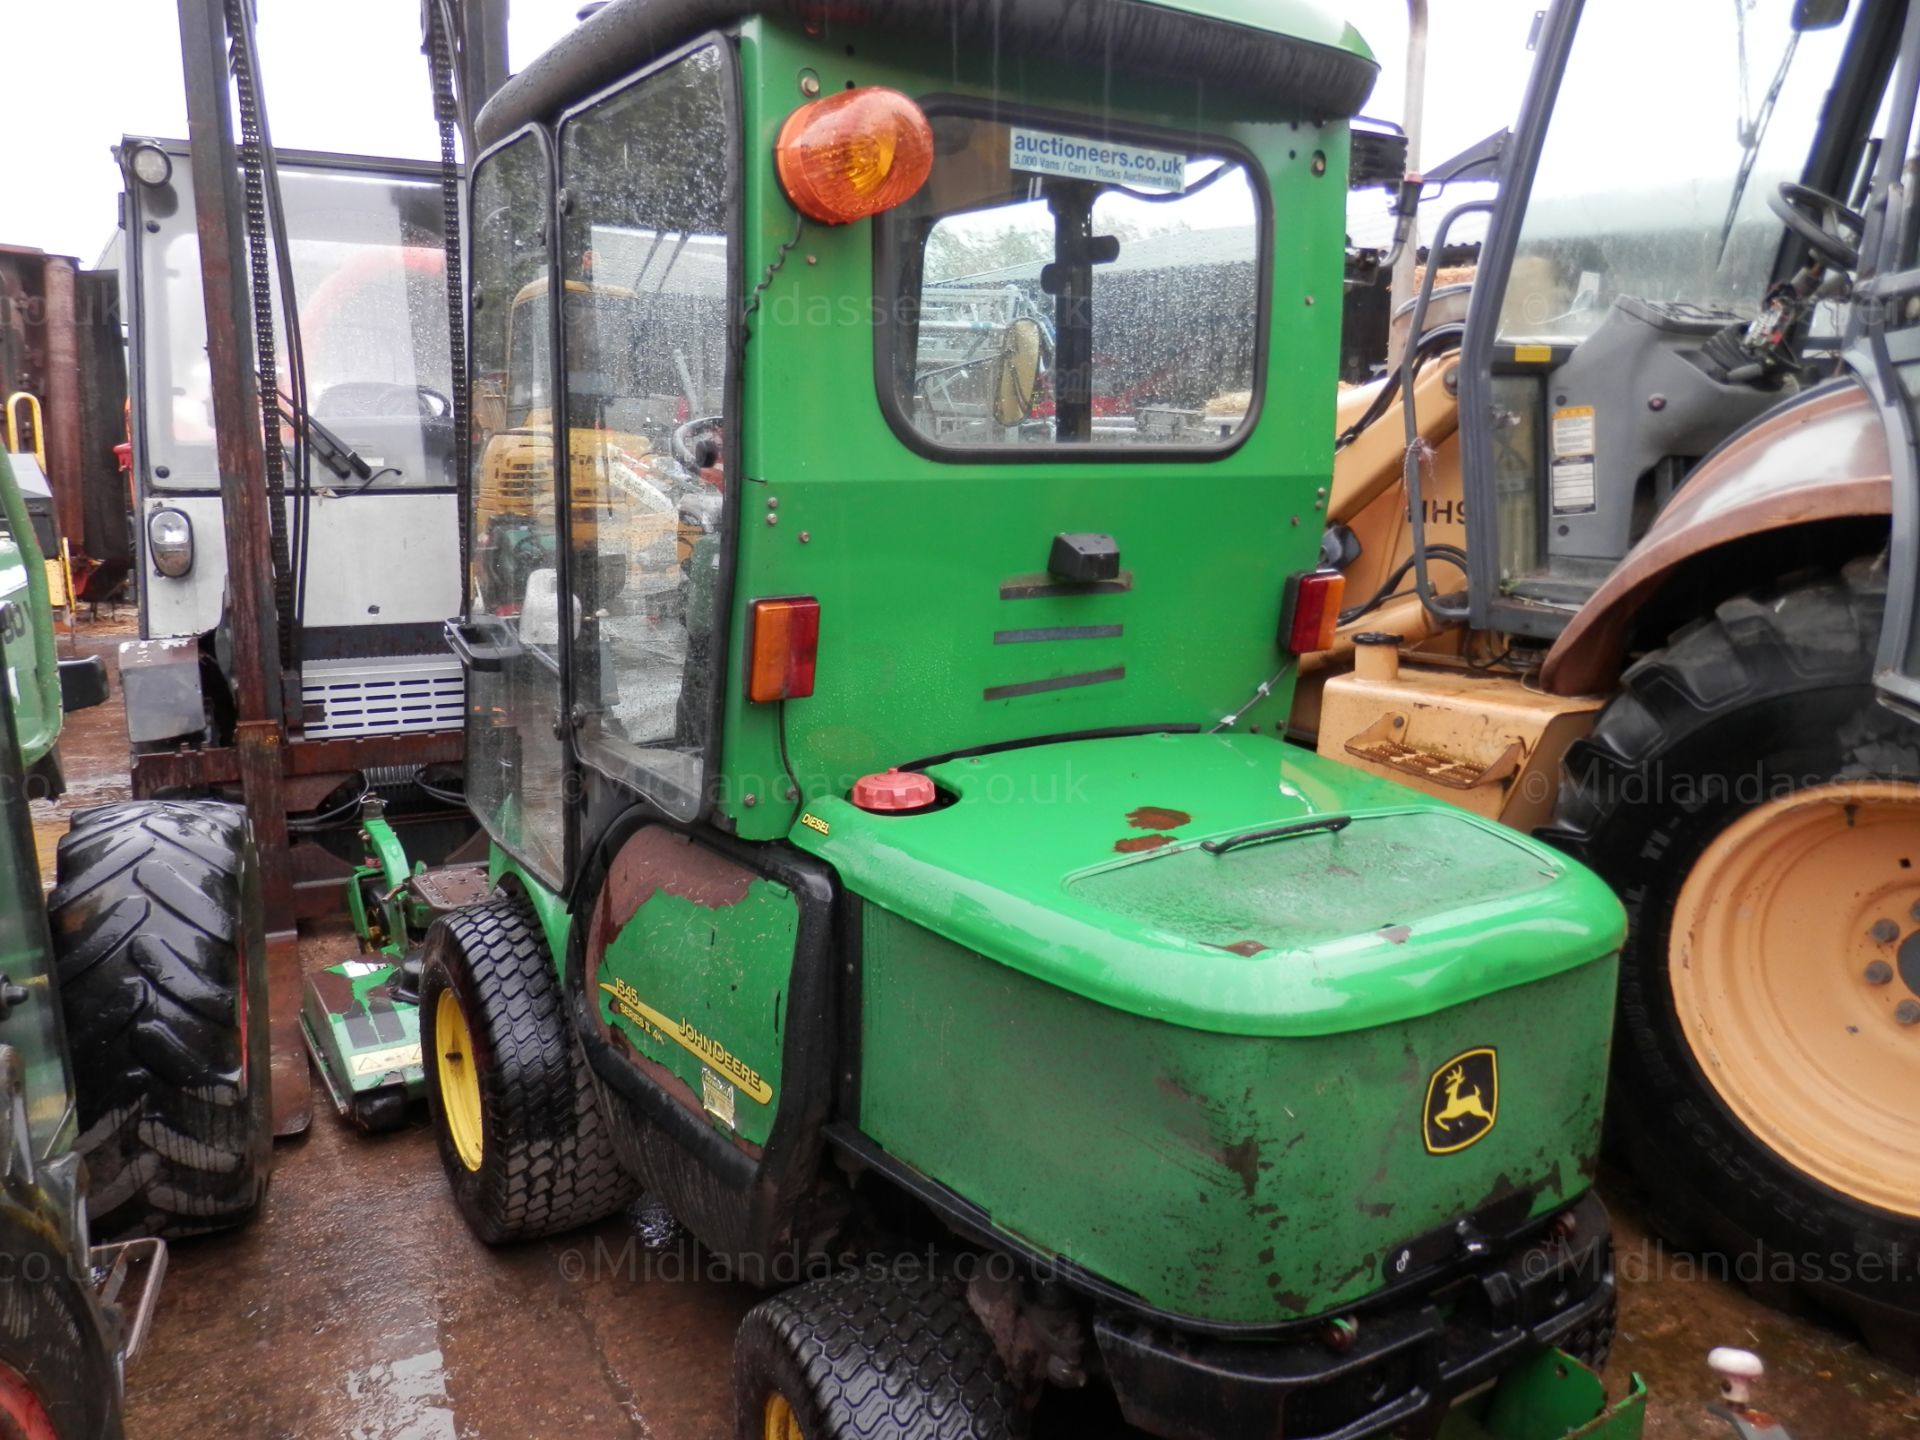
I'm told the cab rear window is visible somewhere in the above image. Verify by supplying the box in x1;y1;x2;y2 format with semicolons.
878;108;1265;458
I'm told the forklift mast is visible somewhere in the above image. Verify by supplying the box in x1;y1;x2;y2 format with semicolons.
160;0;507;1135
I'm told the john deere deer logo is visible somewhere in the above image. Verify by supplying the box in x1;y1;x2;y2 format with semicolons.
1424;1048;1498;1154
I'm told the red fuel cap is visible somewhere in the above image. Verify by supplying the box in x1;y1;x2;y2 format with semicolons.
852;767;937;813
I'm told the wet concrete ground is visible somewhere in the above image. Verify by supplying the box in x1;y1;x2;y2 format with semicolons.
125;937;756;1440
37;617;1920;1439
28;607;137;884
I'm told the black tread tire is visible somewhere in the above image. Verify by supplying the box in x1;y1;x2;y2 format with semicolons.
1541;560;1920;1360
419;896;636;1243
48;800;270;1242
732;1269;1022;1440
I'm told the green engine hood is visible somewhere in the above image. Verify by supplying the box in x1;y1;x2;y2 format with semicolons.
790;731;1624;1036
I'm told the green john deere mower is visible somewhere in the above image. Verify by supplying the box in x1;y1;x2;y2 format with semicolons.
399;3;1645;1435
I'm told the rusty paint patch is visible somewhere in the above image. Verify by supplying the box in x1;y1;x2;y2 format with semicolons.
629;1045;715;1129
1377;924;1412;944
1207;939;1267;957
304;965;359;1014
1126;805;1191;831
602;826;754;933
1114;833;1173;854
1322;1256;1378;1297
1536;1159;1565;1201
1154;1073;1202;1106
1219;1136;1261;1198
1266;1276;1310;1310
1472;1171;1526;1215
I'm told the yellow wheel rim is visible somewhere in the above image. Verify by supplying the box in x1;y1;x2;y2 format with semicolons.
1669;780;1920;1217
435;987;485;1173
763;1393;805;1440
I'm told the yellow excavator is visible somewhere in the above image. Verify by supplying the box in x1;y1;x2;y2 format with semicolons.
1302;0;1918;1362
471;277;687;617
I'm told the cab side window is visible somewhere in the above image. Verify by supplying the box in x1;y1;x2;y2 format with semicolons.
558;43;733;820
464;132;568;883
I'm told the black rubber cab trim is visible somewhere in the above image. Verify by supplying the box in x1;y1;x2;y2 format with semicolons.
477;0;1378;150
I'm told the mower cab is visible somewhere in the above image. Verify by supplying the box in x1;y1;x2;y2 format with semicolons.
420;4;1643;1436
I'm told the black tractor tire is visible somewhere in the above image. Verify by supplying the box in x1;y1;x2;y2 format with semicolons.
48;800;271;1242
0;1049;122;1440
1541;560;1920;1361
731;1269;1022;1440
419;896;636;1243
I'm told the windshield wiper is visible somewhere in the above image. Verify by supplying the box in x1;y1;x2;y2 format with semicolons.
263;382;372;484
1201;814;1352;855
1719;29;1802;263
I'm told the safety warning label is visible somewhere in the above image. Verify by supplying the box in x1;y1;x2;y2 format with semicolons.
1551;405;1597;515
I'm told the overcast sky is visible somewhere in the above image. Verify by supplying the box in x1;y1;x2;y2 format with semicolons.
0;0;1546;266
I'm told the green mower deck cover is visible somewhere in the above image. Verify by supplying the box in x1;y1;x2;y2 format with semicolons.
793;732;1624;1324
301;961;425;1127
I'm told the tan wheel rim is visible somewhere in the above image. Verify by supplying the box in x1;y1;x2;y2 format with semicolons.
763;1392;806;1440
435;988;485;1173
1670;780;1920;1217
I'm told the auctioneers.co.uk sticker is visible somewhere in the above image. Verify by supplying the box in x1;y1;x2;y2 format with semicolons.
1009;126;1187;193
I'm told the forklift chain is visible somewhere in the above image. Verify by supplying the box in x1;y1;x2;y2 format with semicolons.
424;0;470;583
223;0;297;669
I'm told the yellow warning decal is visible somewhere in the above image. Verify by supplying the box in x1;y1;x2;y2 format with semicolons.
1511;343;1553;365
599;979;773;1105
799;812;830;837
349;1043;422;1078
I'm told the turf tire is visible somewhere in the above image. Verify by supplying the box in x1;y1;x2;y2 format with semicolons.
419;896;636;1242
732;1269;1022;1440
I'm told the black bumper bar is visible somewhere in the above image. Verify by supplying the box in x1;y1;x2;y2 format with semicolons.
1095;1191;1615;1440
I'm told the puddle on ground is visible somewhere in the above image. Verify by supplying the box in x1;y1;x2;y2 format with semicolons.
345;1348;457;1440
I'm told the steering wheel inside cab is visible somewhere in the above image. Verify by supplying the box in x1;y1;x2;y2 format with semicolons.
1767;181;1864;273
672;415;725;474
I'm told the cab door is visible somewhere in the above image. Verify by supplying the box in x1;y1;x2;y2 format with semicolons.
454;128;571;886
549;42;836;1256
555;38;784;1137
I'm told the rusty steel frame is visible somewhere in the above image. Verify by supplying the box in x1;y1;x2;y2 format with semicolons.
0;249;86;549
170;0;478;1137
38;259;84;550
131;729;465;792
175;0;305;1132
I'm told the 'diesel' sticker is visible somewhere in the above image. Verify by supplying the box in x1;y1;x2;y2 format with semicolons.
1009;126;1186;193
1550;405;1598;516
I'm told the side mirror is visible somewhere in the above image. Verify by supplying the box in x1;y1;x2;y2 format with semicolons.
1792;0;1847;30
991;317;1044;428
519;568;580;646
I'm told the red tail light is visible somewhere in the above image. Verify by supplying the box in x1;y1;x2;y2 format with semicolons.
1280;569;1346;654
748;596;820;702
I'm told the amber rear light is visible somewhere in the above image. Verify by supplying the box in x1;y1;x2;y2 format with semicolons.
775;87;934;225
1280;570;1346;654
748;596;821;703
